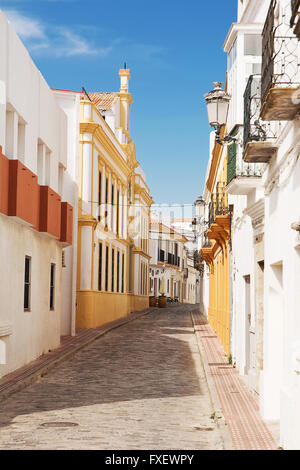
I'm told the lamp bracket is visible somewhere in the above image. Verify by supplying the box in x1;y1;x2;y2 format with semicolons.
214;126;240;146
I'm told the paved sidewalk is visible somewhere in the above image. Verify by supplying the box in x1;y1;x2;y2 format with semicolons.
191;311;278;450
0;307;156;402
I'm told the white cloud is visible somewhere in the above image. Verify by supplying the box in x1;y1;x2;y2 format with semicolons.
3;9;110;58
4;9;46;40
52;28;112;57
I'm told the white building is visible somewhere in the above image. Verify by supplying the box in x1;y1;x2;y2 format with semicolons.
149;220;198;304
170;217;201;303
0;10;75;378
224;0;270;394
219;0;300;450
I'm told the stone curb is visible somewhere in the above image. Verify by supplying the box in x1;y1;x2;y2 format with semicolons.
190;312;233;451
0;307;158;403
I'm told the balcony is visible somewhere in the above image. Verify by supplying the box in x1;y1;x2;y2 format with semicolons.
209;183;231;226
39;186;61;239
243;74;278;164
8;160;40;228
200;234;214;265
291;0;300;40
261;0;300;121
0;150;73;243
60;202;73;246
206;182;232;250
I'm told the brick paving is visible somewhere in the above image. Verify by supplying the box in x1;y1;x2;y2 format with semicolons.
191;312;278;450
0;304;224;450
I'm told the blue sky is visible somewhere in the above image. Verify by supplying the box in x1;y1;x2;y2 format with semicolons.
0;0;237;206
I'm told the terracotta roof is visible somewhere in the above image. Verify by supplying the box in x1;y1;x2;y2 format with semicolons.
81;92;119;112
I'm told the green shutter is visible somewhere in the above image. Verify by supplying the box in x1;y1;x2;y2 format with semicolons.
227;142;237;185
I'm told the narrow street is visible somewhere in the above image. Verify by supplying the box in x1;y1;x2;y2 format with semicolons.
0;305;224;450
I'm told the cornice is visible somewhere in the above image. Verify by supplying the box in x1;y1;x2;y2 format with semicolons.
132;248;151;259
243;198;265;233
93;126;131;179
78;216;98;228
244;198;265;221
223;22;263;52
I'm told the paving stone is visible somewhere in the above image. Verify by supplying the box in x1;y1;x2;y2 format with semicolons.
0;305;223;450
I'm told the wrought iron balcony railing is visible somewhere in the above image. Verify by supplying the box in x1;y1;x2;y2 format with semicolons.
243;74;280;163
209;182;231;225
202;233;212;249
291;0;300;26
244;75;277;147
261;0;300;119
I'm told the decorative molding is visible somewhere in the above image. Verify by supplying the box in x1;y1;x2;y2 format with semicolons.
264;135;300;196
0;323;12;337
244;198;265;234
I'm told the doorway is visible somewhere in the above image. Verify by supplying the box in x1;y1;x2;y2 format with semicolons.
244;275;251;374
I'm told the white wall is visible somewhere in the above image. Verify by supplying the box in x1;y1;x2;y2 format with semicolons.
0;216;62;376
0;10;75;376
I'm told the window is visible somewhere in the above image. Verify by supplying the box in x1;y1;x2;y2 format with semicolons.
111;184;114;231
244;34;262;56
140;262;145;295
121;193;124;238
111;248;115;292
105;246;109;291
117;190;120;236
117;251;120;292
129;246;133;293
50;264;55;310
24;256;31;311
227;41;237;70
98;171;102;222
98;243;102;291
144;263;147;295
105;178;108;228
122;253;125;293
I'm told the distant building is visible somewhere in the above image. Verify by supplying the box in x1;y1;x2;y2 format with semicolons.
170;217;201;303
149;220;198;304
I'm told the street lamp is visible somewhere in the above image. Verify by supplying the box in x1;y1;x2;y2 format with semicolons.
204;82;237;146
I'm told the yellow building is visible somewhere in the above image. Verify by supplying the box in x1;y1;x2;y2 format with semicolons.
75;68;153;328
201;129;231;356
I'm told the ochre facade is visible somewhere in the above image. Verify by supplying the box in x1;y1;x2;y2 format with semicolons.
201;139;231;356
75;69;153;329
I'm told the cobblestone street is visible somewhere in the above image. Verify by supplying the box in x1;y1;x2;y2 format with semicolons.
0;305;224;450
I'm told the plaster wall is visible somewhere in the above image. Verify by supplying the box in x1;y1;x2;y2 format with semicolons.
0;214;62;377
259;118;300;449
